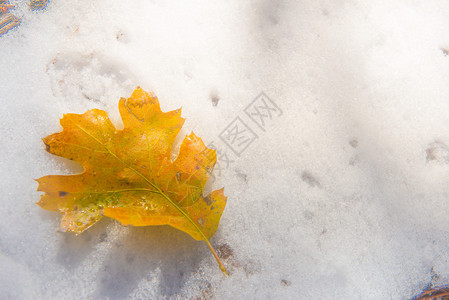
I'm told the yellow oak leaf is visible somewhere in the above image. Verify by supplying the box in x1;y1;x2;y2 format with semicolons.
37;87;227;273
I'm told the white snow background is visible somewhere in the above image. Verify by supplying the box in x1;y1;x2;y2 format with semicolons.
1;0;449;299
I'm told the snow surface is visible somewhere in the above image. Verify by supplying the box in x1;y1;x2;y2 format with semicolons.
1;0;449;299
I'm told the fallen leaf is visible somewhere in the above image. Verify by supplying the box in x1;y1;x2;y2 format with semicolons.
37;87;227;273
413;285;449;300
30;0;49;11
0;1;20;37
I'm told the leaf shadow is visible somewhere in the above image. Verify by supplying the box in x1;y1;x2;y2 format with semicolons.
94;225;207;299
56;218;112;270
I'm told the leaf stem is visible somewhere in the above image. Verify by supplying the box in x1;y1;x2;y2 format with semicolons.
157;192;228;275
205;237;228;275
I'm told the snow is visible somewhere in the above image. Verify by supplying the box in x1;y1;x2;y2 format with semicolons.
1;0;449;298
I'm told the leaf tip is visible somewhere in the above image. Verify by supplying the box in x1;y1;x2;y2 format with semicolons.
35;197;45;208
43;140;51;153
34;177;44;191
